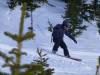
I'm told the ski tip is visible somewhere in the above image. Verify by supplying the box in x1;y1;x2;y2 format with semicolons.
68;57;82;62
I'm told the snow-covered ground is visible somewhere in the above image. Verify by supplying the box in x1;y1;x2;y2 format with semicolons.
0;0;100;75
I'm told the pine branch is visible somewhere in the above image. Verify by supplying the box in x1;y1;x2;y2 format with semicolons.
9;48;27;56
0;51;14;64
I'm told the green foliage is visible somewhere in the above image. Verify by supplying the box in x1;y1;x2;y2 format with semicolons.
23;31;35;40
7;0;47;11
7;0;37;10
0;51;13;63
19;64;44;75
62;0;100;36
0;0;54;75
14;48;54;75
95;2;100;34
34;48;49;67
64;0;88;37
0;71;9;75
4;31;35;42
71;25;88;37
63;0;100;36
4;32;19;42
33;49;54;75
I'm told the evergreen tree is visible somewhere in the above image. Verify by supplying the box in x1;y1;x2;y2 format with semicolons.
64;0;87;37
93;0;100;34
0;0;54;75
63;0;100;36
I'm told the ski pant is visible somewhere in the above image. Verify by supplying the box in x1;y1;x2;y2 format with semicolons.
52;39;70;56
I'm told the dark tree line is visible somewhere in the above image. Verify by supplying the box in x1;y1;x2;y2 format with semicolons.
62;0;100;36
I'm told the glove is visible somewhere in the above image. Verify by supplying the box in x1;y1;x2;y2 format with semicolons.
74;40;77;44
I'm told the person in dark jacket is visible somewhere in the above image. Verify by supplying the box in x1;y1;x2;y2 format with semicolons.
52;19;77;57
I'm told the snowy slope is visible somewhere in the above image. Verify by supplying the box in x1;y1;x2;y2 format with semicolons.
0;0;100;75
0;43;99;75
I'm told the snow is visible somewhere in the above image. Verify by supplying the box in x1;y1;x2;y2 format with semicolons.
0;0;100;75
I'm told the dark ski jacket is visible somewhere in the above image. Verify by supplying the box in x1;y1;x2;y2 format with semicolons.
52;24;77;43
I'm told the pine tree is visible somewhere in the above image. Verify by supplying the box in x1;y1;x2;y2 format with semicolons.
93;0;100;34
63;0;87;37
63;0;100;37
0;0;54;75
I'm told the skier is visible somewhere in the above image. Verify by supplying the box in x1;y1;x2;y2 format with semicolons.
52;19;77;57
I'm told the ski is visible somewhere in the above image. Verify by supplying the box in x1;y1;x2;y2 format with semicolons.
54;53;82;62
42;49;82;62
